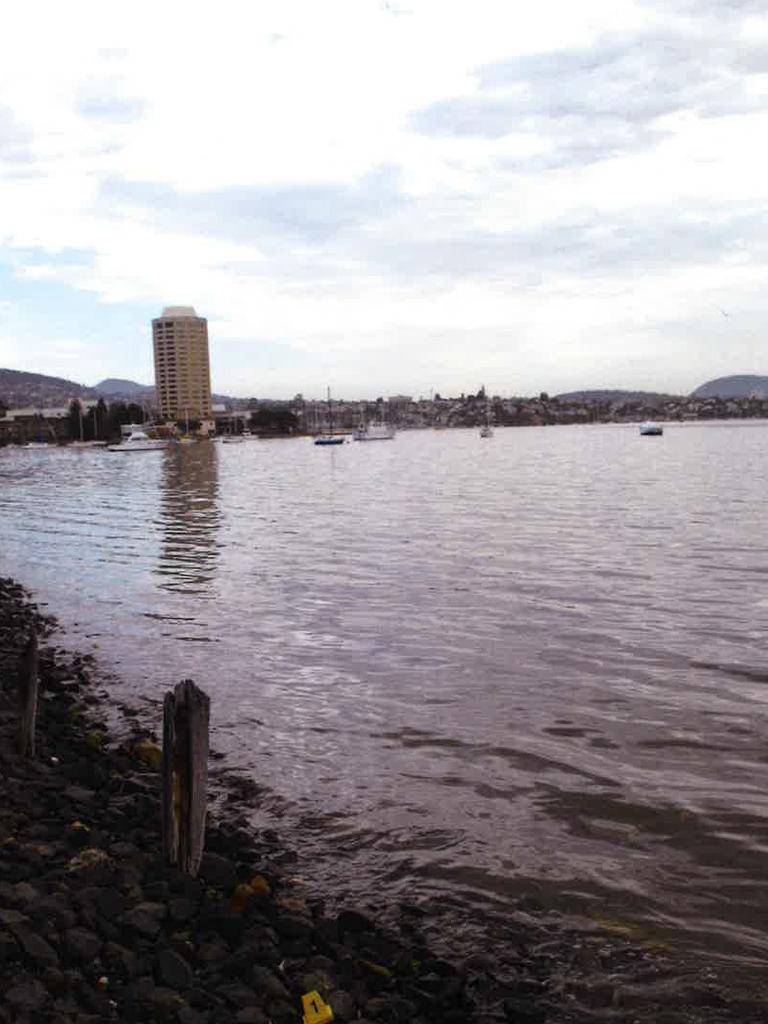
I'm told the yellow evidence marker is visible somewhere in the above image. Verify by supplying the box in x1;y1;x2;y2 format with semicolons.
302;991;334;1024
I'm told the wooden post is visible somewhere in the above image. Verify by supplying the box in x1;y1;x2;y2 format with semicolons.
17;633;39;757
161;679;210;876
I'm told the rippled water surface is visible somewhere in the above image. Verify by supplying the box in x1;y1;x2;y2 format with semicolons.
2;423;768;979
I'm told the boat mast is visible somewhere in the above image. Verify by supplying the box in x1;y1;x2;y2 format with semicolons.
327;386;333;435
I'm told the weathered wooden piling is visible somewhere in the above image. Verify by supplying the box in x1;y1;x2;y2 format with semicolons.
17;633;39;757
161;679;210;876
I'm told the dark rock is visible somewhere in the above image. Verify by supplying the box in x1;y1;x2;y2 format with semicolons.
28;894;77;930
274;913;314;939
235;1010;268;1024
102;941;139;979
64;784;97;803
157;947;194;990
281;937;313;957
365;996;391;1019
306;954;337;975
97;887;126;918
13;923;60;967
268;1001;298;1024
219;948;256;978
389;996;417;1021
328;989;356;1021
169;874;204;900
503;998;548;1023
122;902;165;938
251;965;290;1002
6;979;48;1011
0;909;27;928
186;986;213;1009
150;985;186;1014
145;880;170;901
52;994;81;1014
217;981;260;1008
299;971;334;996
337;909;375;936
424;957;458;977
64;926;102;963
178;1009;209;1024
0;930;18;964
109;840;140;858
199;852;236;889
198;908;246;945
197;939;230;963
170;897;196;923
12;881;38;904
124;975;157;1008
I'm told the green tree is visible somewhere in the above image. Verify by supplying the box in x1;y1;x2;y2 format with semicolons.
249;405;298;434
106;401;127;439
68;399;82;442
126;402;145;424
89;398;108;440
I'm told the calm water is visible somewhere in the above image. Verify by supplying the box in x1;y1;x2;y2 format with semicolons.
2;423;768;981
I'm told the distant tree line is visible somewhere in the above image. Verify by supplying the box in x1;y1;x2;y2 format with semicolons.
246;403;298;434
68;399;147;441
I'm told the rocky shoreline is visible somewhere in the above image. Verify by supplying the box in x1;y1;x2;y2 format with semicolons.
2;576;768;1024
0;578;524;1024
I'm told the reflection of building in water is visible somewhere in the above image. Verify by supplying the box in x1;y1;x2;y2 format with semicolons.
156;442;222;594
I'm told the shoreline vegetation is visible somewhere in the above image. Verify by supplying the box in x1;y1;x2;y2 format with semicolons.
1;577;767;1023
5;394;768;446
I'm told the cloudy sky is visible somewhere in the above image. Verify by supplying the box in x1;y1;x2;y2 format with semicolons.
1;0;766;399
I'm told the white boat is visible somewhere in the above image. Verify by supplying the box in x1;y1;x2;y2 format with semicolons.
23;442;52;450
639;421;663;436
107;430;167;452
221;435;245;444
70;440;107;449
353;423;395;441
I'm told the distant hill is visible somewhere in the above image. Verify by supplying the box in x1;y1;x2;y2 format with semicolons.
94;378;154;399
0;369;156;408
555;389;677;405
0;368;89;408
0;367;237;410
690;375;768;399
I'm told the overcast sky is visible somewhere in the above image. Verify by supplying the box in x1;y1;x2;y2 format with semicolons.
1;0;766;399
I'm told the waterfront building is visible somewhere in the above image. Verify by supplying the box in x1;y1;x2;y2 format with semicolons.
152;306;213;432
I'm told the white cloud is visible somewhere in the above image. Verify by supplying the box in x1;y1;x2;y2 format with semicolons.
0;0;767;396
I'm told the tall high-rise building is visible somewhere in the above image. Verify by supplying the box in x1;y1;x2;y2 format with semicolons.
152;306;212;426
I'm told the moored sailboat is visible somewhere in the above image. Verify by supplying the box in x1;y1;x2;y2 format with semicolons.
314;388;345;445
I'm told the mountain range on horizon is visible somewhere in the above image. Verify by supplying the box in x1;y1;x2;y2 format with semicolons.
2;367;768;409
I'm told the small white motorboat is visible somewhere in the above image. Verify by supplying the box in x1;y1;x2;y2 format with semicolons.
221;435;245;444
639;421;663;436
107;430;167;452
353;423;395;441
